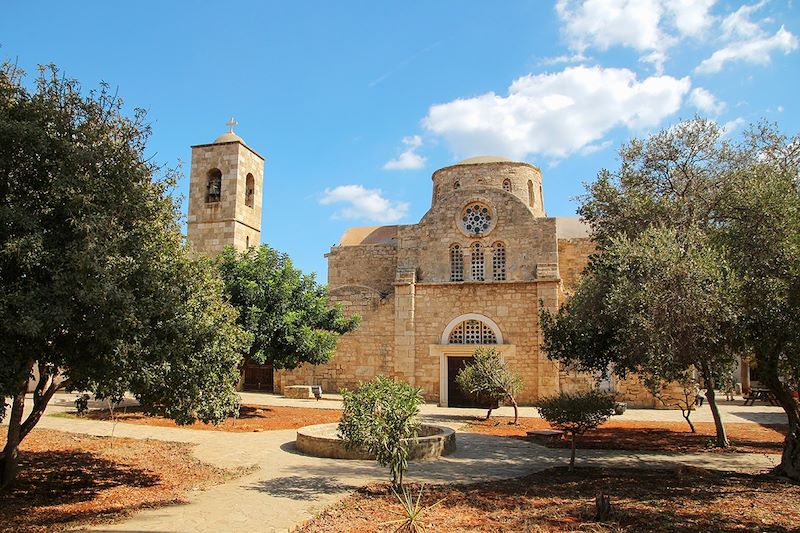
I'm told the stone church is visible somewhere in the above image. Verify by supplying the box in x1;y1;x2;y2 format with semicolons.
187;127;665;408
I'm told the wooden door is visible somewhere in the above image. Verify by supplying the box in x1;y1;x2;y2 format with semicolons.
243;361;274;392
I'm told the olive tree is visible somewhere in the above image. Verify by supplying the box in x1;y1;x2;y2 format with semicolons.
337;375;423;487
456;347;522;423
569;117;800;477
0;64;250;488
537;390;617;471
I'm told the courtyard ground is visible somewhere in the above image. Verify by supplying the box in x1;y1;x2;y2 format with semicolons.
467;417;787;454
0;392;791;532
0;428;247;533
299;466;800;532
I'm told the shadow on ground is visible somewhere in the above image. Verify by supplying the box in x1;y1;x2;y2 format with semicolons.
247;475;358;500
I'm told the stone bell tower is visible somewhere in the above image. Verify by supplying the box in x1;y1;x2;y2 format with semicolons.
186;119;264;256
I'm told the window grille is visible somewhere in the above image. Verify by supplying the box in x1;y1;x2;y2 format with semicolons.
471;243;484;281
448;319;497;344
450;245;464;281
492;242;506;281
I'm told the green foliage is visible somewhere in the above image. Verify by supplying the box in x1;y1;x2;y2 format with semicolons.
338;375;423;487
0;62;251;485
537;390;617;436
537;390;616;472
455;347;522;422
216;245;359;370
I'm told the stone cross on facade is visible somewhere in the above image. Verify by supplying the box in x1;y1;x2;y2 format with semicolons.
226;117;238;133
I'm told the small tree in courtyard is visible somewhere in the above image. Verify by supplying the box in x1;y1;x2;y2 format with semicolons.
537;390;617;472
338;375;423;487
456;347;523;424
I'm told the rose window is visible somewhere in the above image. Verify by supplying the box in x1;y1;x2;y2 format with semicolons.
461;203;492;235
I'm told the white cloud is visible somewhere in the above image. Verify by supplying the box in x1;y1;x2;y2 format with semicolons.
722;117;746;136
555;0;716;71
383;135;426;170
422;65;690;159
320;185;409;223
696;25;799;73
721;1;767;39
689;87;726;115
539;53;591;65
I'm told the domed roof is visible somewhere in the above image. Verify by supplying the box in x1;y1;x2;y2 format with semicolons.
214;131;245;144
456;155;514;165
214;118;245;144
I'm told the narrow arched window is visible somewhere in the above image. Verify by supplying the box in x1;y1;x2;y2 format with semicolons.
527;180;534;207
453;180;461;189
245;173;255;208
492;242;506;281
448;319;497;344
450;244;464;282
502;179;511;192
471;242;484;281
246;235;250;248
206;168;222;203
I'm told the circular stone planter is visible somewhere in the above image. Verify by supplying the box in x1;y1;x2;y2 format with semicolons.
296;423;456;460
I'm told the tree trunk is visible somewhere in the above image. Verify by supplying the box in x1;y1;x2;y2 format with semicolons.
510;396;519;425
705;386;729;448
569;433;576;472
682;411;696;433
764;372;800;481
1;361;34;490
485;407;493;421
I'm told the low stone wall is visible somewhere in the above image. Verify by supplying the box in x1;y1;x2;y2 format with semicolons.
296;423;456;461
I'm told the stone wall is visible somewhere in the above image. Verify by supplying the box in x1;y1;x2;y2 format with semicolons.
276;285;396;394
327;245;397;295
557;238;595;293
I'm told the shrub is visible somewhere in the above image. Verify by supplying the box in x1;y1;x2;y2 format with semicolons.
338;375;423;487
537;390;616;471
456;347;523;423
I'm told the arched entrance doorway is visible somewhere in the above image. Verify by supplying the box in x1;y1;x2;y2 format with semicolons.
435;314;508;407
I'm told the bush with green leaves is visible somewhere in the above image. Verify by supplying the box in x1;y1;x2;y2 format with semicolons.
537;390;617;471
456;347;523;423
337;375;423;487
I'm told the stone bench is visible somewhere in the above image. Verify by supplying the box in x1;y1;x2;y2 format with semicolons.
526;429;565;445
284;385;322;400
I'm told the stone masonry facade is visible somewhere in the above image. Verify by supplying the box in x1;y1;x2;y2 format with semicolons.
187;137;264;256
276;156;679;407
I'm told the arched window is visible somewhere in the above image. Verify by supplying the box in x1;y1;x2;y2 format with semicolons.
502;179;511;192
471;242;484;281
492;242;506;281
245;173;255;208
448;319;497;344
527;180;534;207
206;168;222;203
453;180;461;189
246;235;250;248
450;244;464;281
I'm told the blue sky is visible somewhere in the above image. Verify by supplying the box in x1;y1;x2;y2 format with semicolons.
2;1;798;278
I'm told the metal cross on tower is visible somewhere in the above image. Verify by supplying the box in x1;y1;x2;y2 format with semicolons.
226;117;238;133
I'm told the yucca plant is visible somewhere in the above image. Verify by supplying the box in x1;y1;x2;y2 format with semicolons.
382;484;445;533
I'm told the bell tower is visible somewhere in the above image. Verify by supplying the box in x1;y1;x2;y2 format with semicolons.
186;119;264;255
